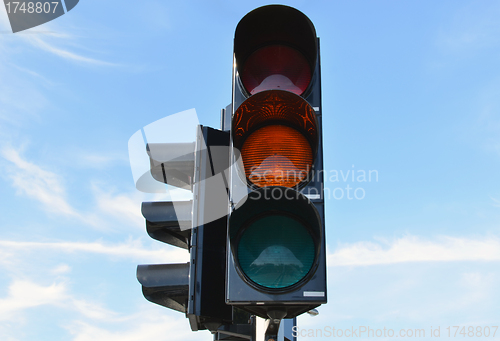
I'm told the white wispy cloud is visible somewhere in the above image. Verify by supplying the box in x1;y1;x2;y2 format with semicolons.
0;279;155;333
0;280;67;321
0;65;49;124
1;146;80;217
0;278;202;340
51;264;72;275
71;299;119;321
0;239;189;264
328;235;500;266
92;185;144;229
11;63;56;86
25;35;116;66
1;5;115;66
76;151;129;169
0;147;142;229
67;314;201;341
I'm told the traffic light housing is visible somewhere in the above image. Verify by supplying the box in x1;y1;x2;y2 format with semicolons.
137;126;233;332
187;126;233;331
137;142;195;314
226;4;327;319
134;4;326;337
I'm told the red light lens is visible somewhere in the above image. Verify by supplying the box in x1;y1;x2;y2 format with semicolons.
240;45;312;96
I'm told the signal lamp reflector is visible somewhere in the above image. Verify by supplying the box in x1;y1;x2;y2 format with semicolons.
240;45;312;96
232;90;318;188
229;187;322;292
238;214;315;289
241;125;312;187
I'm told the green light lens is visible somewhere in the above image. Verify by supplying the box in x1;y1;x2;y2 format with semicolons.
237;214;315;289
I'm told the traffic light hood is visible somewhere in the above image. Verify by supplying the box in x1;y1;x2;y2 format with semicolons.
234;5;318;97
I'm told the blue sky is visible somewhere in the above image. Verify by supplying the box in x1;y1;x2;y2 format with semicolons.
1;1;500;340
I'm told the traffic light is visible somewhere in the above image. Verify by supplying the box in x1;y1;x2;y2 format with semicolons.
134;4;326;339
226;4;326;320
136;126;233;332
136;141;194;314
